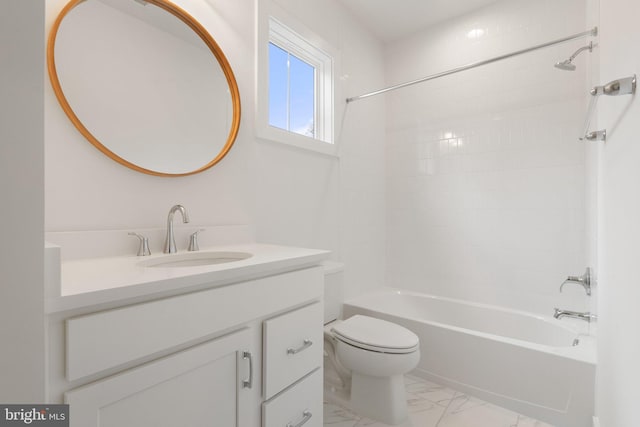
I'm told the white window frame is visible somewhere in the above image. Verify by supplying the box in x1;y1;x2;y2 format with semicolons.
256;2;336;156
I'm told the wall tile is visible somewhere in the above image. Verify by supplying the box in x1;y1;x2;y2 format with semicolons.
384;0;589;314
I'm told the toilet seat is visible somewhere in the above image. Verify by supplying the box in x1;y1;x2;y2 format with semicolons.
331;315;419;354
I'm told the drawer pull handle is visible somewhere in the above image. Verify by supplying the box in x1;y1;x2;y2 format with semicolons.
287;339;313;355
242;351;253;389
286;410;312;427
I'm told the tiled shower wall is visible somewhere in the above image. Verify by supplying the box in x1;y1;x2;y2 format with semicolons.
384;0;591;314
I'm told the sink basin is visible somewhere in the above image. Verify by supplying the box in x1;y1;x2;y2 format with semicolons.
139;251;252;268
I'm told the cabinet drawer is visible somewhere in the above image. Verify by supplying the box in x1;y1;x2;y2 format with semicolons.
66;267;323;381
262;369;322;427
263;302;323;399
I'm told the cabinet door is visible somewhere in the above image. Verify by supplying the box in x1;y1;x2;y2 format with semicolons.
65;328;254;427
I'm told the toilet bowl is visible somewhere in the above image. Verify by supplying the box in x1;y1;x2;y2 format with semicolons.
324;314;420;425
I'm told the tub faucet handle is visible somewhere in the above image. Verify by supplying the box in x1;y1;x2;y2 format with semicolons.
128;232;151;256
560;267;592;296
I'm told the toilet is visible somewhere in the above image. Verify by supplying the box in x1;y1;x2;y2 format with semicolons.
323;263;420;425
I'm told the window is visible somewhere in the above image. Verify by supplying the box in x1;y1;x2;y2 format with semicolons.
268;42;316;138
257;12;336;155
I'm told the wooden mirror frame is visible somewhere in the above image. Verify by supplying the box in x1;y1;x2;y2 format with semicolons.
47;0;241;177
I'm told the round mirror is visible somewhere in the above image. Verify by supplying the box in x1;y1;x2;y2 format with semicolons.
47;0;241;176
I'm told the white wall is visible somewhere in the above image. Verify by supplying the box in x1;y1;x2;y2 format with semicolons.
45;0;385;296
54;0;232;175
596;0;640;424
384;0;591;314
254;0;387;299
0;1;46;402
45;0;254;233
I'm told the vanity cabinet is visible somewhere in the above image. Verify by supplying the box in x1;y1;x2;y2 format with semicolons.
47;265;325;427
65;328;254;427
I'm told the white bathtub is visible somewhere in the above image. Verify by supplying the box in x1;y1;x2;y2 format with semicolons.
342;288;596;427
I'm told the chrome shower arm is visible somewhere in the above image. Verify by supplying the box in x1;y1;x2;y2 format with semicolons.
568;42;593;62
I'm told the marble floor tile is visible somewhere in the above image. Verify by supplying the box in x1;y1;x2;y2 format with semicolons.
513;415;554;427
405;379;457;407
325;393;446;427
353;418;387;427
405;397;447;426
445;393;493;415
436;393;520;427
350;401;446;427
324;401;360;427
323;375;555;427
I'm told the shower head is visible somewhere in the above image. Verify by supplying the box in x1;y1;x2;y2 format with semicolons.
554;60;577;71
554;42;594;71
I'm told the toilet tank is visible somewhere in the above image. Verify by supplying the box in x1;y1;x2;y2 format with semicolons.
323;261;345;324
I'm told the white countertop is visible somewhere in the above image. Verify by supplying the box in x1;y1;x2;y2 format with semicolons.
46;243;330;314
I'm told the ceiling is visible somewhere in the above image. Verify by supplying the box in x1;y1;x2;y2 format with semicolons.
337;0;501;43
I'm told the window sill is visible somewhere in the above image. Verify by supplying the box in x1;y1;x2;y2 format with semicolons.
256;125;339;158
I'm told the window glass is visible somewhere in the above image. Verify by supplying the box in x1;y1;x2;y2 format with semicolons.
268;43;288;131
289;54;315;137
268;41;316;138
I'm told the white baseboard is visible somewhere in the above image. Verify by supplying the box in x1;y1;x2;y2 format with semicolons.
593;416;601;427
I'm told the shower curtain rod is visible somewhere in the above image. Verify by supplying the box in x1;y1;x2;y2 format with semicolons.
346;26;598;103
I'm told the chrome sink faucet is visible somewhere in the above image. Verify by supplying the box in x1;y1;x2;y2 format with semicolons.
164;205;190;253
553;308;597;323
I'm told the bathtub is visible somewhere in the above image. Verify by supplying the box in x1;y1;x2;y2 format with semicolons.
342;288;595;427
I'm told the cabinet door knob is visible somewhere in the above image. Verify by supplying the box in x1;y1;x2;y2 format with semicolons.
286;410;312;427
287;339;313;355
242;351;253;389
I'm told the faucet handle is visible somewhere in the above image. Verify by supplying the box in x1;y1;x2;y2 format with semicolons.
128;232;151;256
559;267;592;296
188;229;205;252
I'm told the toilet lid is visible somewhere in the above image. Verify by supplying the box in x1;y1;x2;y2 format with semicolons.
331;315;419;354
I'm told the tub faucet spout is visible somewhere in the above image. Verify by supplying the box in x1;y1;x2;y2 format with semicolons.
164;204;190;253
553;308;597;323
